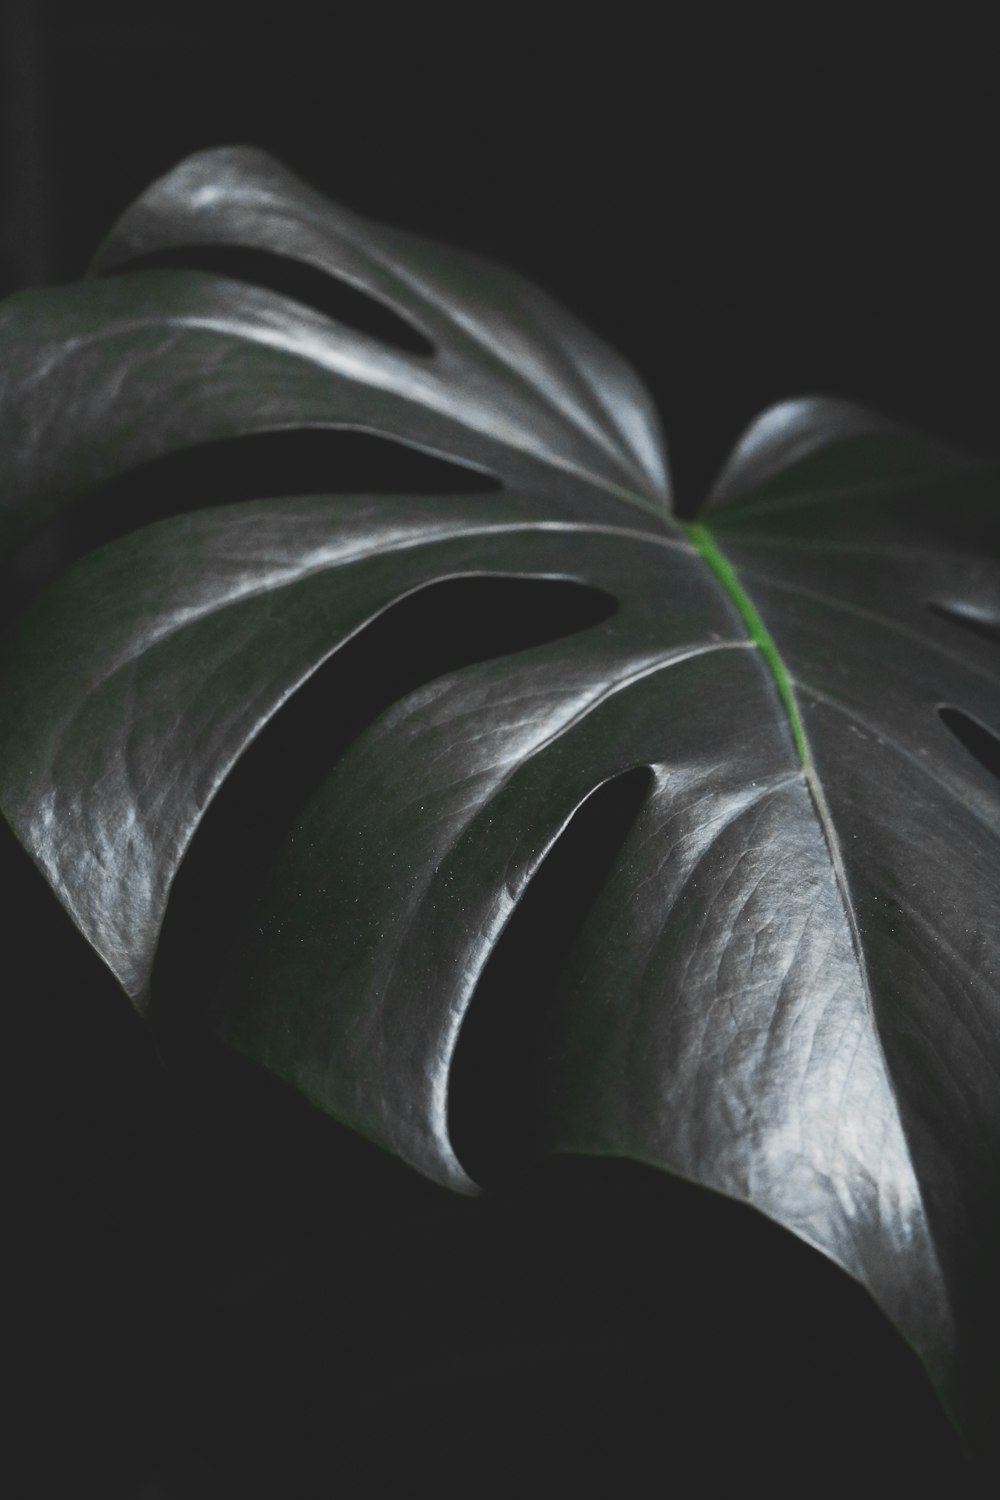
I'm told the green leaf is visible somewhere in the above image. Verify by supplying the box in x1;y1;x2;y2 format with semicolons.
0;147;997;1438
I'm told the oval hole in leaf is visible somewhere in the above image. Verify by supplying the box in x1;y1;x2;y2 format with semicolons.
941;702;1000;786
447;766;653;1186
926;601;1000;646
105;245;435;356
1;429;499;623
151;574;619;1040
938;704;1000;783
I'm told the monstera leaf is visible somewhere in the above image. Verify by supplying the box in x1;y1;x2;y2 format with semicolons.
0;148;997;1437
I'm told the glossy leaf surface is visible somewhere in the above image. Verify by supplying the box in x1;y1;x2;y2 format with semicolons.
0;148;997;1431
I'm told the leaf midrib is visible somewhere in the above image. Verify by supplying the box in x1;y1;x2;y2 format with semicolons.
681;521;808;766
682;513;949;1318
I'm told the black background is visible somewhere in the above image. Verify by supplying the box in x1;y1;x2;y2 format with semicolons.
3;7;997;1495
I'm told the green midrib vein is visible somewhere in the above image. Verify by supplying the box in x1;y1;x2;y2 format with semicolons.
682;520;808;767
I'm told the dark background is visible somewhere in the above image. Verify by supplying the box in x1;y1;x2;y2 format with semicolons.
3;7;997;1495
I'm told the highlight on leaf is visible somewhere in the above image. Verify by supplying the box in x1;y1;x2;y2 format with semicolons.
100;243;437;356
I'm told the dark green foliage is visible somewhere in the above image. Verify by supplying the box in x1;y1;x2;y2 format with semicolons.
1;149;998;1450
